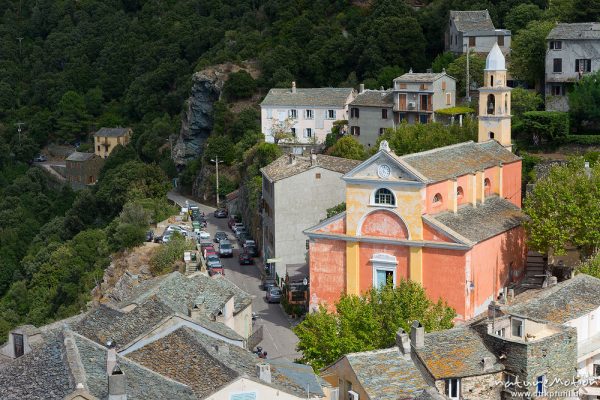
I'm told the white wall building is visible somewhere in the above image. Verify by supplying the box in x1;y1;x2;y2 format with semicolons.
446;10;511;55
260;83;355;144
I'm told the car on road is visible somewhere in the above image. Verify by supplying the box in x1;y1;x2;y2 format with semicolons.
198;231;210;240
235;229;248;240
266;287;282;303
214;208;228;218
203;246;217;259
239;251;254;265
243;239;256;248
232;223;244;234
245;245;260;258
218;240;233;257
228;215;241;229
33;154;47;162
206;254;221;269
261;276;277;291
162;233;172;243
208;265;225;276
214;231;229;243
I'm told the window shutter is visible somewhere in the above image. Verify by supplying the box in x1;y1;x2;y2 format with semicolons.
442;81;446;90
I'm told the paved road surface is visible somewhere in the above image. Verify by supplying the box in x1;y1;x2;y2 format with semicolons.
167;191;301;361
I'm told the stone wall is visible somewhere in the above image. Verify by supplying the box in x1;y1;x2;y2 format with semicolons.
434;372;504;400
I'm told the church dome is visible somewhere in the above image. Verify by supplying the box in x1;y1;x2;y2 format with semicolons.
485;43;505;71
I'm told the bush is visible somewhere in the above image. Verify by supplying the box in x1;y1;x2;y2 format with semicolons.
560;135;600;146
222;71;257;101
150;234;195;276
521;111;569;144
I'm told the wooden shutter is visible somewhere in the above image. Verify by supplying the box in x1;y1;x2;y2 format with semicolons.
399;94;406;110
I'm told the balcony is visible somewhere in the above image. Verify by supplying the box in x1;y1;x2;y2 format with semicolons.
394;103;433;113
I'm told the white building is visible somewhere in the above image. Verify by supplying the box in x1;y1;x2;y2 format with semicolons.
260;83;355;144
446;10;511;55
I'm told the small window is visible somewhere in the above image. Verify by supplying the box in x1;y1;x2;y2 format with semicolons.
553;58;562;73
495;328;505;337
594;364;600;376
433;193;443;205
399;83;407;89
445;378;460;400
551;85;563;96
399;113;406;122
305;109;314;119
536;375;546;396
456;186;464;199
374;188;395;206
489;132;495;139
575;59;591;73
97;145;100;152
511;318;523;338
266;108;273;118
550;40;562;50
289;109;297;119
484;178;491;188
351;126;360;136
327;109;336;119
497;35;504;46
290;128;296;137
304;128;312;138
420;83;428;90
490;75;494;86
379;128;385;136
315;173;321;179
419;114;429;124
13;333;24;358
381;109;388;119
469;36;475;47
446;92;451;105
441;81;447;90
351;107;359;118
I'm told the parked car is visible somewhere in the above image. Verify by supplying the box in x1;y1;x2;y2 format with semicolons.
198;239;213;250
33;154;47;162
245;245;260;258
203;246;217;259
214;231;229;243
261;276;277;291
153;235;163;243
145;230;154;242
237;233;249;245
243;239;256;248
162;233;172;243
228;215;241;229
206;254;221;269
232;223;244;234
214;208;228;218
208;265;225;276
239;251;254;265
218;240;233;257
235;228;248;239
198;231;210;240
266;287;282;303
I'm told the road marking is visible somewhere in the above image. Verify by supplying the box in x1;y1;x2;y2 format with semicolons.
263;324;280;352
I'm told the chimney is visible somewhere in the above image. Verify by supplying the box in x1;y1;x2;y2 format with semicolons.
106;340;117;376
214;344;229;355
396;328;411;359
409;321;424;349
288;154;296;165
108;365;127;400
481;357;494;372
487;301;503;319
359;83;365;94
256;363;271;384
291;81;297;94
310;151;317;166
189;297;205;320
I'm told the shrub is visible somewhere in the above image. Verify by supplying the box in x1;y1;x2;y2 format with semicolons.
560;135;600;146
150;234;195;276
521;111;569;144
222;71;257;101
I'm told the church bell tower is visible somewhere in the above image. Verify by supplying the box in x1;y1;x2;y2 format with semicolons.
478;43;512;151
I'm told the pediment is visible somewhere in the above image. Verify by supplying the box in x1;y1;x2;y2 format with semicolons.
343;151;425;183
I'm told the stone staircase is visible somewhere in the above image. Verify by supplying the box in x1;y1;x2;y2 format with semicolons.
520;251;547;289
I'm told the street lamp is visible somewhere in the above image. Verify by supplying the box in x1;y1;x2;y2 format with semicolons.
210;156;224;208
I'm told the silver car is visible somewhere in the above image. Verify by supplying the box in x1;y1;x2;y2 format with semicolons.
218;240;233;257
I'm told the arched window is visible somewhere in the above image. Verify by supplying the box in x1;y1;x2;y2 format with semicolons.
487;94;495;115
484;178;491;196
484;178;491;187
433;193;443;204
489;132;495;139
456;186;464;199
504;94;508;114
374;188;395;206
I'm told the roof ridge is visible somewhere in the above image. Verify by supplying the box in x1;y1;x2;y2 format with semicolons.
346;347;399;357
62;328;90;392
401;141;475;159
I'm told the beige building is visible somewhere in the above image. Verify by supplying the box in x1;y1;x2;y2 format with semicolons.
93;127;132;158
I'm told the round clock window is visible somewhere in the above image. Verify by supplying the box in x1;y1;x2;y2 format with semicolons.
377;164;391;178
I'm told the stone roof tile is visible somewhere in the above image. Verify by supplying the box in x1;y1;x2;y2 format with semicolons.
450;10;495;33
66;151;97;162
261;88;354;107
349;90;394;107
394;72;447;83
547;23;600;40
261;154;361;182
93;127;131;137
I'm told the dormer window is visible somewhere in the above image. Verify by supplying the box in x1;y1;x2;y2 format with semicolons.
374;188;395;206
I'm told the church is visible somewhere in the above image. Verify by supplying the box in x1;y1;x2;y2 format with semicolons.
305;44;527;321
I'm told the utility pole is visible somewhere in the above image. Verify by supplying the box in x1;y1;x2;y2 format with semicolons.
465;44;471;102
15;122;24;145
211;156;223;208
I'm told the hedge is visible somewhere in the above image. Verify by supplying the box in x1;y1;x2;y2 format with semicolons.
521;111;569;142
435;106;475;116
560;135;600;145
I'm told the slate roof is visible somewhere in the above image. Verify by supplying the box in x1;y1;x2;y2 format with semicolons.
400;140;520;183
345;348;429;399
261;87;354;107
128;327;325;398
507;274;600;324
547;23;600;40
394;72;447;83
350;90;394;107
66;151;96;162
415;326;504;379
94;127;131;137
261;154;361;182
116;272;252;317
450;10;495;33
428;196;526;244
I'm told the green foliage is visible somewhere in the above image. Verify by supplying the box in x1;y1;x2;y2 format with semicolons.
55;91;91;143
520;152;542;184
446;54;485;96
521;111;569;143
376;66;404;89
569;70;600;127
524;158;600;257
576;253;600;278
326;203;346;219
435;106;475;116
205;135;237;165
223;71;257;101
511;88;543;118
509;21;555;85
294;280;455;370
504;3;543;33
560;135;600;145
381;119;477;156
132;198;179;224
150;234;195;276
326;136;366;160
431;52;456;73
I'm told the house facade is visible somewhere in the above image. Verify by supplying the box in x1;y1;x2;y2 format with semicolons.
392;70;457;125
347;87;395;149
93;127;132;158
545;23;600;111
305;47;525;321
65;151;105;189
260;83;355;144
261;154;361;283
446;10;511;55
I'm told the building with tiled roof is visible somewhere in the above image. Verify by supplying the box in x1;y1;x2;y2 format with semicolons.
261;153;361;282
446;10;511;55
93;127;132;159
65;151;104;189
260;82;355;144
305;46;526;321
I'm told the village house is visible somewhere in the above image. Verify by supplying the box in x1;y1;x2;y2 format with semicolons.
347;86;394;148
305;45;525;321
65;151;104;189
446;10;511;55
93;127;132;158
545;23;600;111
260;83;355;145
261;153;361;284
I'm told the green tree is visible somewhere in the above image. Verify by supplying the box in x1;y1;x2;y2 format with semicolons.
576;252;600;278
326;136;366;160
55;91;91;142
431;52;456;73
504;3;543;34
294;280;455;370
509;21;554;87
446;53;485;96
222;71;257;101
524;158;600;257
376;66;404;89
569;70;600;127
326;202;346;219
511;88;543;118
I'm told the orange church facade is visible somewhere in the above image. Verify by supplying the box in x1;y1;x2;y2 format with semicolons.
304;44;527;321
